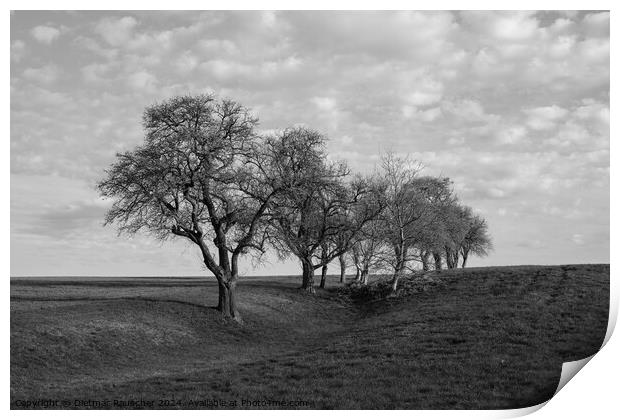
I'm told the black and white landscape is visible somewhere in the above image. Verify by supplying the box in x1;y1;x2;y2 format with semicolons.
10;11;610;410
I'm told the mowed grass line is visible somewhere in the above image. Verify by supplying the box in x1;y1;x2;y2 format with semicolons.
10;265;609;409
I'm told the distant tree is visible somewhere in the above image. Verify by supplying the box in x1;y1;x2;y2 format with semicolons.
267;133;385;292
316;177;387;288
349;220;387;285
410;176;457;272
333;232;355;283
377;153;456;290
459;214;493;267
442;204;472;269
98;94;308;322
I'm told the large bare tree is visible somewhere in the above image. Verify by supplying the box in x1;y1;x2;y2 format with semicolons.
98;94;306;322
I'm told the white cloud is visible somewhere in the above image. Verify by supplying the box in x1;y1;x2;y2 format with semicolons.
548;35;576;58
198;39;239;56
73;36;118;60
174;51;199;74
127;70;158;92
497;126;527;145
94;16;138;47
312;96;337;112
22;64;60;85
402;106;442;122
30;25;61;44
11;40;26;62
581;12;609;37
443;99;494;122
462;11;540;42
81;63;110;83
490;12;539;41
524;105;569;130
577;37;609;63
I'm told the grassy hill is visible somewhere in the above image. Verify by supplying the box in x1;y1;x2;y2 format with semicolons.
10;264;609;409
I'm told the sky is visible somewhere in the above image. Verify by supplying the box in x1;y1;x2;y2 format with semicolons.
10;10;610;277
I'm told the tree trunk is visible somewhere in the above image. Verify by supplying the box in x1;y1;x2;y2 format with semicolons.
391;246;406;292
216;275;241;322
301;258;315;292
444;247;454;269
391;266;403;292
433;252;443;272
360;269;368;285
319;264;328;289
354;267;360;282
217;281;226;311
461;251;469;268
339;254;346;283
421;251;429;271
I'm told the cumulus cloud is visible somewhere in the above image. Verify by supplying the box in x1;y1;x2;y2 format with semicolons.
11;40;26;62
127;70;158;92
443;99;496;123
22;64;60;85
312;96;337;112
524;105;569;130
30;25;61;44
94;16;138;46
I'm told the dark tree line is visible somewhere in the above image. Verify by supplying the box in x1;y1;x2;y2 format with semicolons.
98;94;492;322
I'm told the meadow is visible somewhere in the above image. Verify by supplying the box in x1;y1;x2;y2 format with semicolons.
10;264;609;409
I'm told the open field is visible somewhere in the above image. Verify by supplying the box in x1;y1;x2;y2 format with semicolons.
11;265;609;409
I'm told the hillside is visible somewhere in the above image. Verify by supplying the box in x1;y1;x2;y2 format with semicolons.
10;265;609;409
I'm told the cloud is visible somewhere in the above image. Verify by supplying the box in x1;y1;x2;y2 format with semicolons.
174;51;199;74
30;25;61;44
127;70;158;92
524;105;569;130
94;16;138;46
11;40;26;62
312;96;337;112
403;78;444;107
16;198;109;238
22;64;60;85
73;36;118;60
496;126;527;145
81;63;111;83
461;11;540;42
402;106;442;122
581;12;609;37
442;99;496;123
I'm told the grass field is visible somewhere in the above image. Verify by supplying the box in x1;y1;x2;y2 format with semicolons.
10;264;609;409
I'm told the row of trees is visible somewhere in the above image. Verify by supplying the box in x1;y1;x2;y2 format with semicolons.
98;94;491;322
312;153;492;292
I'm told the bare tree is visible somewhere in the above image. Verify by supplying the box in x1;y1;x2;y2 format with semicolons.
410;176;457;272
441;204;472;269
268;134;385;292
377;153;453;291
350;220;388;285
316;177;387;289
98;94;304;322
460;214;493;267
